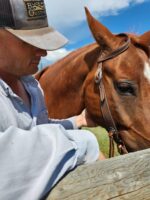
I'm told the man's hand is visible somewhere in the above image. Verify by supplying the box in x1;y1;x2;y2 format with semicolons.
75;110;106;160
75;109;97;128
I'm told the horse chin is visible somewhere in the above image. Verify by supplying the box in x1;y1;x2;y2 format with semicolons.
118;130;139;152
118;128;150;152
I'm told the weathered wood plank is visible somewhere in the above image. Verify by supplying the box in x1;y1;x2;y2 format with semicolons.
46;148;150;200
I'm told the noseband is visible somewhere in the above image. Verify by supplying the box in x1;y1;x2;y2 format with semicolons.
95;34;130;157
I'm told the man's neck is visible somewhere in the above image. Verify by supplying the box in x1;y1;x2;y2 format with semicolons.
0;70;19;84
0;71;31;109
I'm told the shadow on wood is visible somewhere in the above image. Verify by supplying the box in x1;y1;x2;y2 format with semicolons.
46;149;150;200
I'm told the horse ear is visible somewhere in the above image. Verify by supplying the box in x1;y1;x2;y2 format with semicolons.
139;31;150;57
85;7;115;50
139;31;150;46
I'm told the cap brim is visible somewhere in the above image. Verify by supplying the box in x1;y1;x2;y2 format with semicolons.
6;27;68;51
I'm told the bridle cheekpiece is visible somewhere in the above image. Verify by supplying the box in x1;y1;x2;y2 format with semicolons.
95;34;130;157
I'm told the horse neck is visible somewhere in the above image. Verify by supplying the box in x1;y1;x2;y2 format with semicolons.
50;43;101;117
46;43;101;94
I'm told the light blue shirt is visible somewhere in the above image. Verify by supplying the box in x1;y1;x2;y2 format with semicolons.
0;76;99;200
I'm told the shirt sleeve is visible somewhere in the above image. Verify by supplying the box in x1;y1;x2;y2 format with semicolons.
48;116;78;129
0;124;99;200
35;79;78;130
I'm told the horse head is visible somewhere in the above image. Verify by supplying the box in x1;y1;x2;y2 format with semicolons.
84;8;150;152
36;8;150;153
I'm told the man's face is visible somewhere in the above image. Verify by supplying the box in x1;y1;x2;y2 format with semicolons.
0;30;47;77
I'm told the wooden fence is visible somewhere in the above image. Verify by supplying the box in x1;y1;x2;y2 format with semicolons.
46;148;150;200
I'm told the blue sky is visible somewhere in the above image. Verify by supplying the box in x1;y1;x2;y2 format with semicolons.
39;0;150;68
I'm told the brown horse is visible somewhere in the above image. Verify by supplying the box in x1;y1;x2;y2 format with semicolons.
35;8;150;153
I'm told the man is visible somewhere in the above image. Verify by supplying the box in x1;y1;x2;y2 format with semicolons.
0;0;104;199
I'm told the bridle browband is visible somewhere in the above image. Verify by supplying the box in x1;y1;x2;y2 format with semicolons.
95;34;130;157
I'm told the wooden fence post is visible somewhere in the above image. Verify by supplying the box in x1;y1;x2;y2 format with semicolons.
46;149;150;200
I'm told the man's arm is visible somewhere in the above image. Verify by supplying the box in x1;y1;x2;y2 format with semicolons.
48;109;97;129
0;124;99;200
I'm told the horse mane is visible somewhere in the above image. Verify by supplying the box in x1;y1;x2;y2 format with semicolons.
127;33;150;56
51;42;99;66
36;32;149;81
35;42;99;80
35;66;49;80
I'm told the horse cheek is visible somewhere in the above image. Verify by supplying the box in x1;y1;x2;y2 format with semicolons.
84;83;104;125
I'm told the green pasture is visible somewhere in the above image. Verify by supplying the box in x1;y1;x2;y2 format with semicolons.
83;127;119;158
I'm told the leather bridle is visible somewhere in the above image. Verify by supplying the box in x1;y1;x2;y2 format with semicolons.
95;34;130;157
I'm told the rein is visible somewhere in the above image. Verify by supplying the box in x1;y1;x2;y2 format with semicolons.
95;34;130;158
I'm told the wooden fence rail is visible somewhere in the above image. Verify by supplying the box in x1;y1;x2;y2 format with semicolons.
46;148;150;200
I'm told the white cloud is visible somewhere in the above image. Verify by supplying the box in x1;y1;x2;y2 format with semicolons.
44;0;148;30
46;48;72;63
39;0;149;69
38;48;72;70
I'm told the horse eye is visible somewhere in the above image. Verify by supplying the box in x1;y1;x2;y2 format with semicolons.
115;81;136;96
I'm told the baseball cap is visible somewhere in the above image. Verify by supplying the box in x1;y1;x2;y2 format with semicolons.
0;0;68;50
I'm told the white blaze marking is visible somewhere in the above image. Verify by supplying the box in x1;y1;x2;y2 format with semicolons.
144;62;150;82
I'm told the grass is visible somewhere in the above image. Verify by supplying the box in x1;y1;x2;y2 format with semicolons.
83;126;119;158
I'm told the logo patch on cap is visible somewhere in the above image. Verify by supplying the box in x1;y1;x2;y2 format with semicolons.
24;0;46;20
